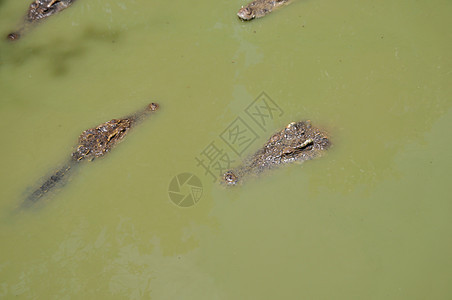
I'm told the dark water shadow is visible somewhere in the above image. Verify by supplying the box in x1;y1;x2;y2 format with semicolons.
2;26;121;76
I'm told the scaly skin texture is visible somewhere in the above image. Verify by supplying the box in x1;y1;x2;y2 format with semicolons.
237;0;289;21
7;0;77;41
71;119;134;162
71;102;159;162
222;120;330;186
27;0;76;22
23;103;159;206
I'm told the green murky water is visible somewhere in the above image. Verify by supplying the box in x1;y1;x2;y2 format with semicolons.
0;0;451;298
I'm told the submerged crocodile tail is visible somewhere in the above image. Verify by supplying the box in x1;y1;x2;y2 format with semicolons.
23;163;73;207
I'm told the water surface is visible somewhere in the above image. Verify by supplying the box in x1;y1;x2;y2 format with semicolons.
0;0;451;298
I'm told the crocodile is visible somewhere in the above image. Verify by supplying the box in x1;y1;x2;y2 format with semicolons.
222;120;330;186
7;0;76;41
237;0;290;21
23;102;159;207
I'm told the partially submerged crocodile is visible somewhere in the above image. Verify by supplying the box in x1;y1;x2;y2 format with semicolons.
7;0;76;41
222;120;330;186
237;0;290;21
23;102;159;206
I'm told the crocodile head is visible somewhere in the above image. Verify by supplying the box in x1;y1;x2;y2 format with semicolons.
27;0;75;22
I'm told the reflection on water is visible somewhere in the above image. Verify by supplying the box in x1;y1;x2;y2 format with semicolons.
0;0;451;298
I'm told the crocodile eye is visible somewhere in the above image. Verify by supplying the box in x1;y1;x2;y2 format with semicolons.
238;7;254;20
244;8;252;16
48;0;61;8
